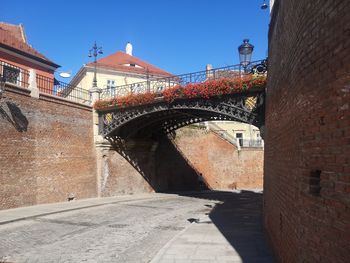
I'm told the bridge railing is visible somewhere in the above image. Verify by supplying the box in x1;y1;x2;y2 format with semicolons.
100;60;267;100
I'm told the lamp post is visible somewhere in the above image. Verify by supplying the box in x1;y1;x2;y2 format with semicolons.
238;39;254;72
89;41;103;88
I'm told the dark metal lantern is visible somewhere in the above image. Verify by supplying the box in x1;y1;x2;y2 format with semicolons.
238;39;254;68
261;0;268;10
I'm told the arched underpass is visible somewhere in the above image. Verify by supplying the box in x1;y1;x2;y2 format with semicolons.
95;89;265;194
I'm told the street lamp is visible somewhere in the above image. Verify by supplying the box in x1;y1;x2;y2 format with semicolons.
238;39;254;72
89;41;103;88
261;0;268;10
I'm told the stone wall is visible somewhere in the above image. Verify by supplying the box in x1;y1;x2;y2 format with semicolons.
175;127;264;190
0;85;97;209
264;0;350;262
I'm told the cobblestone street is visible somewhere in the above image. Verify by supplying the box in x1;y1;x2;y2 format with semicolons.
0;191;272;263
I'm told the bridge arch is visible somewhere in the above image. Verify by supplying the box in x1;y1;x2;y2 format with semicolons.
99;91;265;140
95;60;267;140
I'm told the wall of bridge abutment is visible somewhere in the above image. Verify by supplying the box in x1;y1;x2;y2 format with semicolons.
0;84;98;210
93;135;201;197
264;0;350;262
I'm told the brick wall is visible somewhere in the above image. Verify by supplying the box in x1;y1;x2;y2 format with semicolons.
264;0;350;262
96;139;155;197
175;127;264;190
0;85;97;209
96;135;200;196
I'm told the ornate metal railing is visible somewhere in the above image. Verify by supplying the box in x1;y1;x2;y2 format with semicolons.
100;59;268;99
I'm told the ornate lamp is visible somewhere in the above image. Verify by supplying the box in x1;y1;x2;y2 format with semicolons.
89;42;103;88
261;0;268;10
238;39;254;72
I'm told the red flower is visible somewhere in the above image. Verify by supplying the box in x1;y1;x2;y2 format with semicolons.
93;75;267;110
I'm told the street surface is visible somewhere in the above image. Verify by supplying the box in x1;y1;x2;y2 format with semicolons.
0;191;273;263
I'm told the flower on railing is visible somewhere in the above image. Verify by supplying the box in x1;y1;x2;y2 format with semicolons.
94;92;156;110
93;75;266;110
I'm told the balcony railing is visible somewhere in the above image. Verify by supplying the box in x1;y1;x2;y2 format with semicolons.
0;60;91;104
36;74;91;104
239;139;264;148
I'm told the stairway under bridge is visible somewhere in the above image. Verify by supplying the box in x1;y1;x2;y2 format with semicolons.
95;60;267;141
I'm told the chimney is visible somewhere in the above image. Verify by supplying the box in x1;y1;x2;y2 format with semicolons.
206;64;213;79
126;42;133;56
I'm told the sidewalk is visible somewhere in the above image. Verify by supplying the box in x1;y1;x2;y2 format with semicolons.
0;193;171;225
151;191;273;263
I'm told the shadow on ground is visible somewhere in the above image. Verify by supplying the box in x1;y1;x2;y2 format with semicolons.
176;190;274;263
107;134;272;261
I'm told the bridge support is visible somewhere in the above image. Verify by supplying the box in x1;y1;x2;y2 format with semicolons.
93;134;202;197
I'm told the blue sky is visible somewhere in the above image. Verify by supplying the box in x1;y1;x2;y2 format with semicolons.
2;0;269;80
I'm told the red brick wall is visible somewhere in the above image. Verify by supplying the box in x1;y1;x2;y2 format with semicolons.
264;0;350;262
96;135;200;196
0;85;97;210
96;140;155;197
175;127;264;189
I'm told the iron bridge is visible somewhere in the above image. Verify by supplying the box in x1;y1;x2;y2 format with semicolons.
98;60;267;140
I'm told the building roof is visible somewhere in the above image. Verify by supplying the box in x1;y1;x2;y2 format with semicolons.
0;22;27;43
0;22;59;68
87;51;173;77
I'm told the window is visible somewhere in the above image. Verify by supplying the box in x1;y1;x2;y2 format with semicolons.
235;133;243;147
106;80;116;96
3;65;20;84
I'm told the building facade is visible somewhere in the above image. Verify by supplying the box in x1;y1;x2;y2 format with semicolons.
0;22;59;91
207;121;263;148
70;43;173;97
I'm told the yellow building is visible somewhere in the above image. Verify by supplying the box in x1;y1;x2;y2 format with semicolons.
206;121;263;148
70;42;173;98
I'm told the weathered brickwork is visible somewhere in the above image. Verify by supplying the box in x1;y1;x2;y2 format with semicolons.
96;140;155;197
265;0;350;262
0;85;97;210
96;135;200;196
175;127;264;189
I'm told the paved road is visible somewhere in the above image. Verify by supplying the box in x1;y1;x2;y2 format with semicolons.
0;191;273;263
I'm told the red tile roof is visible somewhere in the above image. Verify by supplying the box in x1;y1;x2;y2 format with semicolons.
0;22;26;43
0;22;58;66
87;51;173;77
